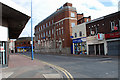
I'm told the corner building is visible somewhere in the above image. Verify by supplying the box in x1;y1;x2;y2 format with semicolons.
35;3;77;54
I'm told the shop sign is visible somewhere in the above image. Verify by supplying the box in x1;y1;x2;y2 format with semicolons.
0;26;8;41
73;38;82;43
97;33;104;40
87;36;97;41
0;46;5;52
105;32;120;39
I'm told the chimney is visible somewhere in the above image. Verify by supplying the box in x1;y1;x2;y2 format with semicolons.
63;2;72;7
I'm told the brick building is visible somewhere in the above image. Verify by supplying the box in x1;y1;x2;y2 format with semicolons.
35;2;91;54
77;13;91;25
15;37;35;53
86;11;120;56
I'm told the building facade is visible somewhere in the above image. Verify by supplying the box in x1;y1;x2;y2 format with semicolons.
0;0;30;66
86;11;120;56
15;37;35;53
35;3;77;54
72;23;87;55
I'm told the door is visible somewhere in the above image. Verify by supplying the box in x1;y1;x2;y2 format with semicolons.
96;44;99;55
89;45;95;55
100;43;104;55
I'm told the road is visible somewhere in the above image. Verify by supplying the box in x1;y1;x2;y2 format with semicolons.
20;52;118;79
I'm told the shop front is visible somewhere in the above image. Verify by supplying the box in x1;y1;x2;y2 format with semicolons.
72;37;87;55
105;31;120;56
87;34;107;55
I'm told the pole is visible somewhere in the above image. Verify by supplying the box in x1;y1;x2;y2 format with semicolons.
31;0;34;60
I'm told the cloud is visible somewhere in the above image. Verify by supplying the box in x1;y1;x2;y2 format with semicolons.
11;0;118;38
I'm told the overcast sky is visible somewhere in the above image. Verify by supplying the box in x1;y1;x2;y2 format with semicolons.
11;0;119;38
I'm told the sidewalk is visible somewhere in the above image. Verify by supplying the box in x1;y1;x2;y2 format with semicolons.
2;54;62;79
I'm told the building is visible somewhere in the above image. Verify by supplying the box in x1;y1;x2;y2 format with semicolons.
35;2;77;54
15;37;35;53
118;1;120;11
0;0;30;66
72;23;87;55
86;11;120;56
77;13;91;25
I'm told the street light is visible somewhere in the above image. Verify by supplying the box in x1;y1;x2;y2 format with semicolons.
31;0;34;60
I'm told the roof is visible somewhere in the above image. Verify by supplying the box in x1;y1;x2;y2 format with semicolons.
0;0;31;39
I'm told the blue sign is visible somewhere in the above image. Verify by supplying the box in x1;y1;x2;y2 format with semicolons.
70;36;74;38
73;38;82;43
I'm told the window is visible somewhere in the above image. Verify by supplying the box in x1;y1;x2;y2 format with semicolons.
79;31;82;36
39;34;40;39
49;21;51;26
62;21;63;24
41;26;42;30
119;20;120;29
52;20;53;24
71;23;75;27
52;29;54;34
75;33;77;37
43;25;45;29
46;23;47;27
46;31;48;35
41;33;42;37
61;27;63;34
39;27;40;31
111;21;118;31
59;28;61;35
49;30;51;35
59;22;60;25
44;32;45;37
57;29;58;35
71;12;75;17
87;19;89;22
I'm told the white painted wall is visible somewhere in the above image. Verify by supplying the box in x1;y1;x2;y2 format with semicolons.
0;26;8;41
72;23;86;38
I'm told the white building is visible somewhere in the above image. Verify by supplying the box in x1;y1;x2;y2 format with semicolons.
72;23;87;55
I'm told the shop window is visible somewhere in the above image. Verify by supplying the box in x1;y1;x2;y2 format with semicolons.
75;33;77;37
79;31;82;37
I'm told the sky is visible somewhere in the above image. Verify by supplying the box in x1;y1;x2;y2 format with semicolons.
11;0;119;38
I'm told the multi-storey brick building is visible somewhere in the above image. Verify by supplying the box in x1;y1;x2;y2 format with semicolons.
86;11;120;56
35;2;78;54
15;37;34;52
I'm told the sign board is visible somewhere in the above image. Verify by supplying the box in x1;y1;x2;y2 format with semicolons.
0;46;5;52
105;32;120;39
97;33;104;40
0;26;8;41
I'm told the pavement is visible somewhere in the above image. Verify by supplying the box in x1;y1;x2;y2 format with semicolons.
1;53;63;79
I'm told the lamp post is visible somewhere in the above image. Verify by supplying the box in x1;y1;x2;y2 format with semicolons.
31;0;34;60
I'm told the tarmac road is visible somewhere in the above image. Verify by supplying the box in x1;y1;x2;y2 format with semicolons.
21;52;119;79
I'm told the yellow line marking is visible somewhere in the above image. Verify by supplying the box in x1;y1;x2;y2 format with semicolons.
22;54;74;80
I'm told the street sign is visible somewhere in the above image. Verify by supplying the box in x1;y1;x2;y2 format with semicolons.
0;46;5;52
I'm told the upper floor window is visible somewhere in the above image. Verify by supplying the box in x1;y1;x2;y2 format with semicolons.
52;20;53;24
71;23;75;27
46;23;47;27
44;32;45;37
49;21;51;26
111;21;118;31
46;31;48;35
39;34;40;39
119;20;120;29
62;21;63;24
41;26;42;30
61;27;63;34
43;25;45;29
75;33;77;37
79;31;82;37
59;28;61;35
71;12;75;17
41;33;42;37
52;29;54;34
56;29;58;35
49;30;51;35
39;27;40;31
59;22;60;25
87;19;89;22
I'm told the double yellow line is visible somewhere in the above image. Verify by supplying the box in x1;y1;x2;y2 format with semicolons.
22;55;74;80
